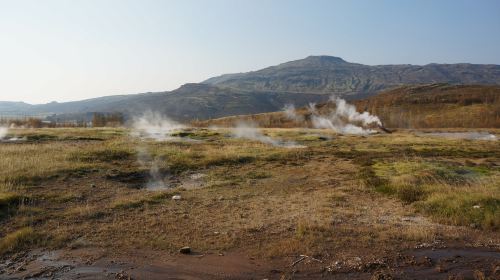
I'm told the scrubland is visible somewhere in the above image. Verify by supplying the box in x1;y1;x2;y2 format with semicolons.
0;127;499;279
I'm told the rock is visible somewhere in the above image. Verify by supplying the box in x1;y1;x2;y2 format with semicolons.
172;195;182;200
473;205;481;209
179;246;191;254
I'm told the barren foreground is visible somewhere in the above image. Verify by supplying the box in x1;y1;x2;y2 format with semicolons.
0;128;499;279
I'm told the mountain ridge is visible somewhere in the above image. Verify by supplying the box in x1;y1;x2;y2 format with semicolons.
203;56;500;97
1;55;500;121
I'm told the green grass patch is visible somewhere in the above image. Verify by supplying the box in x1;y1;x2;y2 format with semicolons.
370;159;499;229
416;193;500;230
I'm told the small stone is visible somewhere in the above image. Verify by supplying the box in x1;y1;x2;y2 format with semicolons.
179;246;191;254
473;205;481;209
172;195;182;200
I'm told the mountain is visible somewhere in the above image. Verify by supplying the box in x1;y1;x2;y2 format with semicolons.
195;84;500;129
1;56;500;122
0;101;34;115
87;83;328;121
0;84;327;122
204;56;500;98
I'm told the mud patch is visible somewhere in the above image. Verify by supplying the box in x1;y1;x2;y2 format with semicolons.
392;247;500;279
0;249;273;280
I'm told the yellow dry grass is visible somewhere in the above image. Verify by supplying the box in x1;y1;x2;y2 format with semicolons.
0;127;498;260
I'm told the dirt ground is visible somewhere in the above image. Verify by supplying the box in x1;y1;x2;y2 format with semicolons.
0;128;499;279
1;246;499;279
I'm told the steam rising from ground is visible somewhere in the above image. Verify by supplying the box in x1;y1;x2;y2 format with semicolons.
233;121;304;148
131;112;185;190
307;102;318;114
0;126;7;139
332;97;381;126
283;104;304;122
285;97;382;135
136;146;166;189
132;111;184;141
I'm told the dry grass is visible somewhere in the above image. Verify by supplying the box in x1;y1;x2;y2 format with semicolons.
0;227;41;254
372;158;500;229
0;127;498;260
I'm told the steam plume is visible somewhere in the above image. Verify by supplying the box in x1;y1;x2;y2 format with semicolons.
131;111;184;141
307;102;318;114
233;121;303;148
331;97;381;126
0;126;7;139
136;146;166;189
292;97;382;135
283;104;304;122
131;111;185;189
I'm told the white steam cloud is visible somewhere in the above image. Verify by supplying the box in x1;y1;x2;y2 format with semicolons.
283;104;304;122
0;126;7;139
331;97;381;127
284;97;382;135
136;146;167;189
233;121;303;148
131;111;187;190
307;102;318;114
131;111;184;141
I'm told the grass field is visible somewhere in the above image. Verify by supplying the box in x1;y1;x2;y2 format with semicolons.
0;127;499;278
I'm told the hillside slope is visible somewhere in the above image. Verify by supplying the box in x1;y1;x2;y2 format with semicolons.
1;84;327;122
204;56;500;98
195;84;500;129
354;84;500;128
95;84;329;121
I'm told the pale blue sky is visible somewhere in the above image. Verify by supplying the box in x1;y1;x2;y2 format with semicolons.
1;0;499;104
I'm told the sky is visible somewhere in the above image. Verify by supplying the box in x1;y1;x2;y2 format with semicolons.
0;0;499;104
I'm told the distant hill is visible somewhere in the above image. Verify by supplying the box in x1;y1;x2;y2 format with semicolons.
354;84;500;128
0;84;328;122
1;56;500;122
204;56;500;98
195;84;500;129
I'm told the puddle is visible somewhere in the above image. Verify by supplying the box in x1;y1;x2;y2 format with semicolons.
418;132;497;141
0;137;27;143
